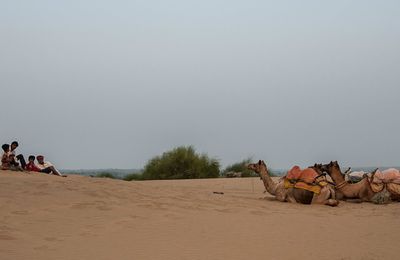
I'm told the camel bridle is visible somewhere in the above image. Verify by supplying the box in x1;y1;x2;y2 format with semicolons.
335;180;348;190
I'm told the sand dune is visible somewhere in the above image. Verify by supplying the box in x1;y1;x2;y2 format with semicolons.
0;171;399;260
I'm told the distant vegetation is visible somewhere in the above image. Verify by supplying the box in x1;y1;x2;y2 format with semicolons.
62;149;287;180
221;158;279;177
62;159;397;181
123;173;144;181
141;146;220;180
94;172;117;179
62;165;398;181
222;158;256;177
62;168;141;179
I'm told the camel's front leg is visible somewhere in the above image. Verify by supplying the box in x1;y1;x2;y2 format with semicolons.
275;188;290;202
285;194;297;203
311;187;339;206
279;188;296;203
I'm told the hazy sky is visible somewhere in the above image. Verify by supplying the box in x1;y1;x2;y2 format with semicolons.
1;1;399;169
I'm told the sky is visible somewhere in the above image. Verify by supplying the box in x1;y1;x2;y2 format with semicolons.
1;1;399;170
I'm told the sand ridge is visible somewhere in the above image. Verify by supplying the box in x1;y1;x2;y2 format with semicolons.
0;171;399;260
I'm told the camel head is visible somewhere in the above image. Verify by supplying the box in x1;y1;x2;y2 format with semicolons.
321;161;342;176
247;160;268;174
310;163;325;175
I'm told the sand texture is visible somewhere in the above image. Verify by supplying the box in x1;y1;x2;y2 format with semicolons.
0;171;399;260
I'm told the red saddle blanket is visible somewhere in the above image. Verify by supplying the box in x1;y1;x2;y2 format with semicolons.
286;166;319;184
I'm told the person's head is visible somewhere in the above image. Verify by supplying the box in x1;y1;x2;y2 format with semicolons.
11;141;19;151
36;155;44;164
28;155;35;162
2;144;10;152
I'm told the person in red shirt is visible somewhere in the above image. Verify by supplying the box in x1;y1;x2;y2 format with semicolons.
25;155;41;172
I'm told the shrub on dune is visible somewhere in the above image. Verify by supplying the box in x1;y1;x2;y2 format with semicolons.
141;146;220;180
222;158;256;177
123;173;144;181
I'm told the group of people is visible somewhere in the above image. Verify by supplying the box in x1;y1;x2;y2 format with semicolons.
1;141;65;177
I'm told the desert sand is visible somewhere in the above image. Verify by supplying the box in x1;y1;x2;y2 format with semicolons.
0;171;399;260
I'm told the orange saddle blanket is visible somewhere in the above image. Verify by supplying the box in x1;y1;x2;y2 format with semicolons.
286;166;319;184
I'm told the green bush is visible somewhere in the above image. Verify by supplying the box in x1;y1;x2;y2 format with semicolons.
123;173;144;181
141;146;220;180
222;158;257;177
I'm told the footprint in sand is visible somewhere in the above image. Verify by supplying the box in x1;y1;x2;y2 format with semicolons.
70;201;113;211
34;245;49;250
31;191;50;196
214;208;237;213
11;210;29;215
37;183;49;189
70;202;96;210
44;236;64;242
0;233;16;240
96;205;113;211
250;210;266;216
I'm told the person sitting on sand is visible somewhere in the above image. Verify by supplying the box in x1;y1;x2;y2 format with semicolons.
10;141;26;169
8;153;24;171
25;155;41;172
36;155;65;177
1;144;23;171
1;144;10;170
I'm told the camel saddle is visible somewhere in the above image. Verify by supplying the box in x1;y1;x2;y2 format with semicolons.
372;168;400;184
371;182;400;195
286;166;320;184
284;179;327;194
371;168;400;194
284;166;328;194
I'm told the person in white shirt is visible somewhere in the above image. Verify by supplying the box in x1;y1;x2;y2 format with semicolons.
36;155;65;177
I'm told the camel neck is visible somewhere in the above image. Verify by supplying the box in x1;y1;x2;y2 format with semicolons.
259;168;277;195
329;167;345;184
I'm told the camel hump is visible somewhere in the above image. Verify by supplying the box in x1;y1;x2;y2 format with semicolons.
287;166;318;183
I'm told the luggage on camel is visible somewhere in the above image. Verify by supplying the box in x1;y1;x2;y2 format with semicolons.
284;166;328;194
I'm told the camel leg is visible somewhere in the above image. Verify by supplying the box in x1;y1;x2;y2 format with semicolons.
285;194;297;203
335;191;346;201
311;187;339;206
281;188;298;203
275;188;289;202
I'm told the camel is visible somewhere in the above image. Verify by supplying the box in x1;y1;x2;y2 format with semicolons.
247;160;338;206
321;161;377;202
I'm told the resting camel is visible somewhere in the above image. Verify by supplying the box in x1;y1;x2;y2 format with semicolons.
248;160;338;206
321;161;377;202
